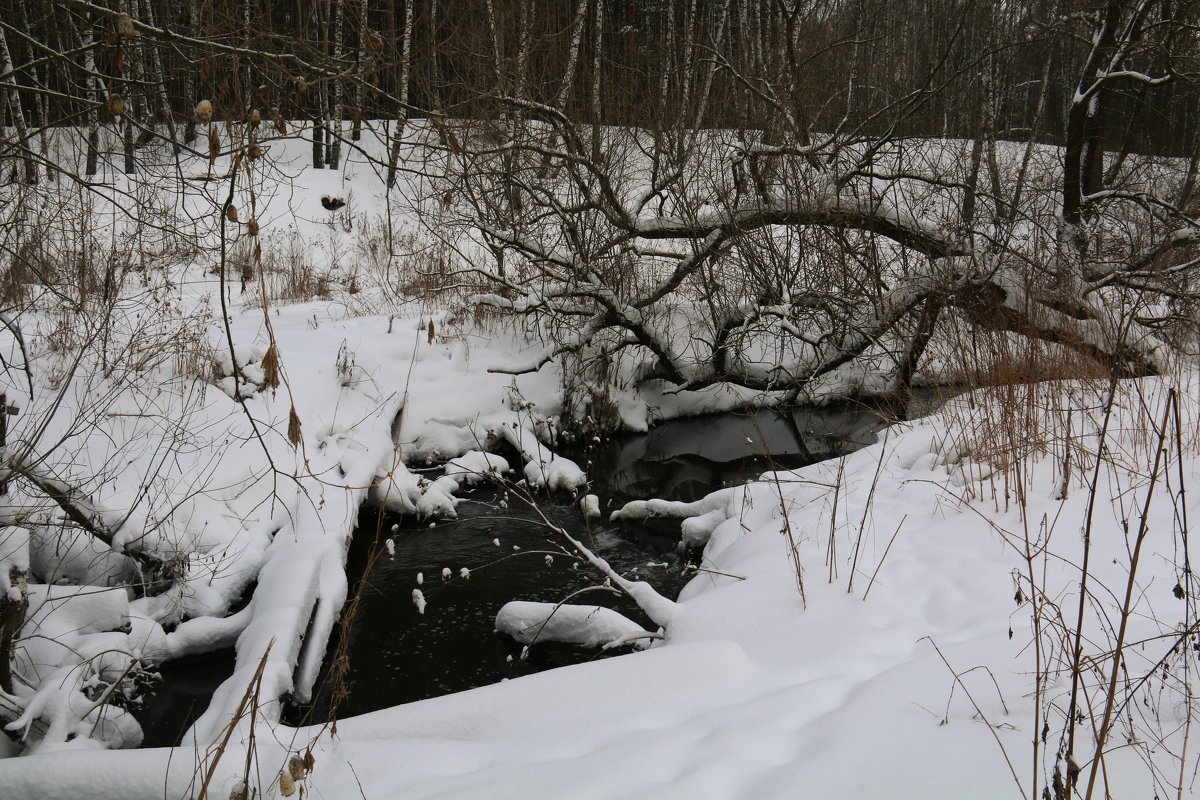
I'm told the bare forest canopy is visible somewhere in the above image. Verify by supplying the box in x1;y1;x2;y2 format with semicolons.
0;0;1198;401
0;0;1198;160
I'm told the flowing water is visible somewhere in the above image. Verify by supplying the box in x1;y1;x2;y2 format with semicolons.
137;405;885;745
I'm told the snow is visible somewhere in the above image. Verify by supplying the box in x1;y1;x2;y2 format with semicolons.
1;127;1197;800
495;601;648;649
580;493;601;518
444;450;510;484
0;527;29;601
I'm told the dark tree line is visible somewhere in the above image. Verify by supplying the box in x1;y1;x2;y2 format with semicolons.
1;1;1198;181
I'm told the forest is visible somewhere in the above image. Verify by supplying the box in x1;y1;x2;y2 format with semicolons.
1;2;1199;799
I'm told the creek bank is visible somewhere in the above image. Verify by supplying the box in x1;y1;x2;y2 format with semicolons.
137;404;886;743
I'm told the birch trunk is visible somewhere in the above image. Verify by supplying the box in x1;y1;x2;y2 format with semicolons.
385;0;415;188
0;26;37;184
328;0;345;168
352;0;367;141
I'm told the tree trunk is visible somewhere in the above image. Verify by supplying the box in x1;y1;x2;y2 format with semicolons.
313;115;324;168
385;0;415;188
328;0;344;168
0;27;37;184
590;0;602;160
352;0;367;141
1062;2;1122;226
184;0;201;144
141;0;180;159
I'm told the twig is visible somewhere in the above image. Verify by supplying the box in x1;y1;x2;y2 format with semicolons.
848;429;890;594
923;636;1028;800
1084;389;1174;799
862;514;906;601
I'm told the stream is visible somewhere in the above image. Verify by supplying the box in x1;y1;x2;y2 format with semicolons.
136;405;885;745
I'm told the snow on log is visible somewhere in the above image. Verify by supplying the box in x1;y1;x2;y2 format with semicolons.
497;424;586;492
495;601;648;649
444;450;509;484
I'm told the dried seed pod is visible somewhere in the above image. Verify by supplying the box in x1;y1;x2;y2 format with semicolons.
273;110;287;135
194;99;213;124
225;204;238;223
249;108;261;127
278;770;296;797
107;94;125;118
288;406;302;446
208;126;221;163
288;754;306;781
247;142;262;161
260;343;280;389
247;218;259;236
116;13;136;37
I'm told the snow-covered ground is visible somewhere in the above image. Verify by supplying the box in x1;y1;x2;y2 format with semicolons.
1;126;1197;798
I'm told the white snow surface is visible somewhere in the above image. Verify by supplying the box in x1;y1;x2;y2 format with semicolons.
5;372;1196;799
495;600;647;649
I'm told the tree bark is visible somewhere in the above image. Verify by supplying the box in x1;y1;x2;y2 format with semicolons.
0;26;37;184
385;0;415;188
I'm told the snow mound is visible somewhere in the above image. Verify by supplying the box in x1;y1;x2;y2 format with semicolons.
444;450;509;484
495;601;647;649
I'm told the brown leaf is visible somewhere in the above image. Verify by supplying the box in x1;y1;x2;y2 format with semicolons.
288;406;302;446
427;320;435;344
208;125;221;164
261;343;280;389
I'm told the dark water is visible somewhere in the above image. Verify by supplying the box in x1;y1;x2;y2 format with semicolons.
136;651;236;748
137;405;884;743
